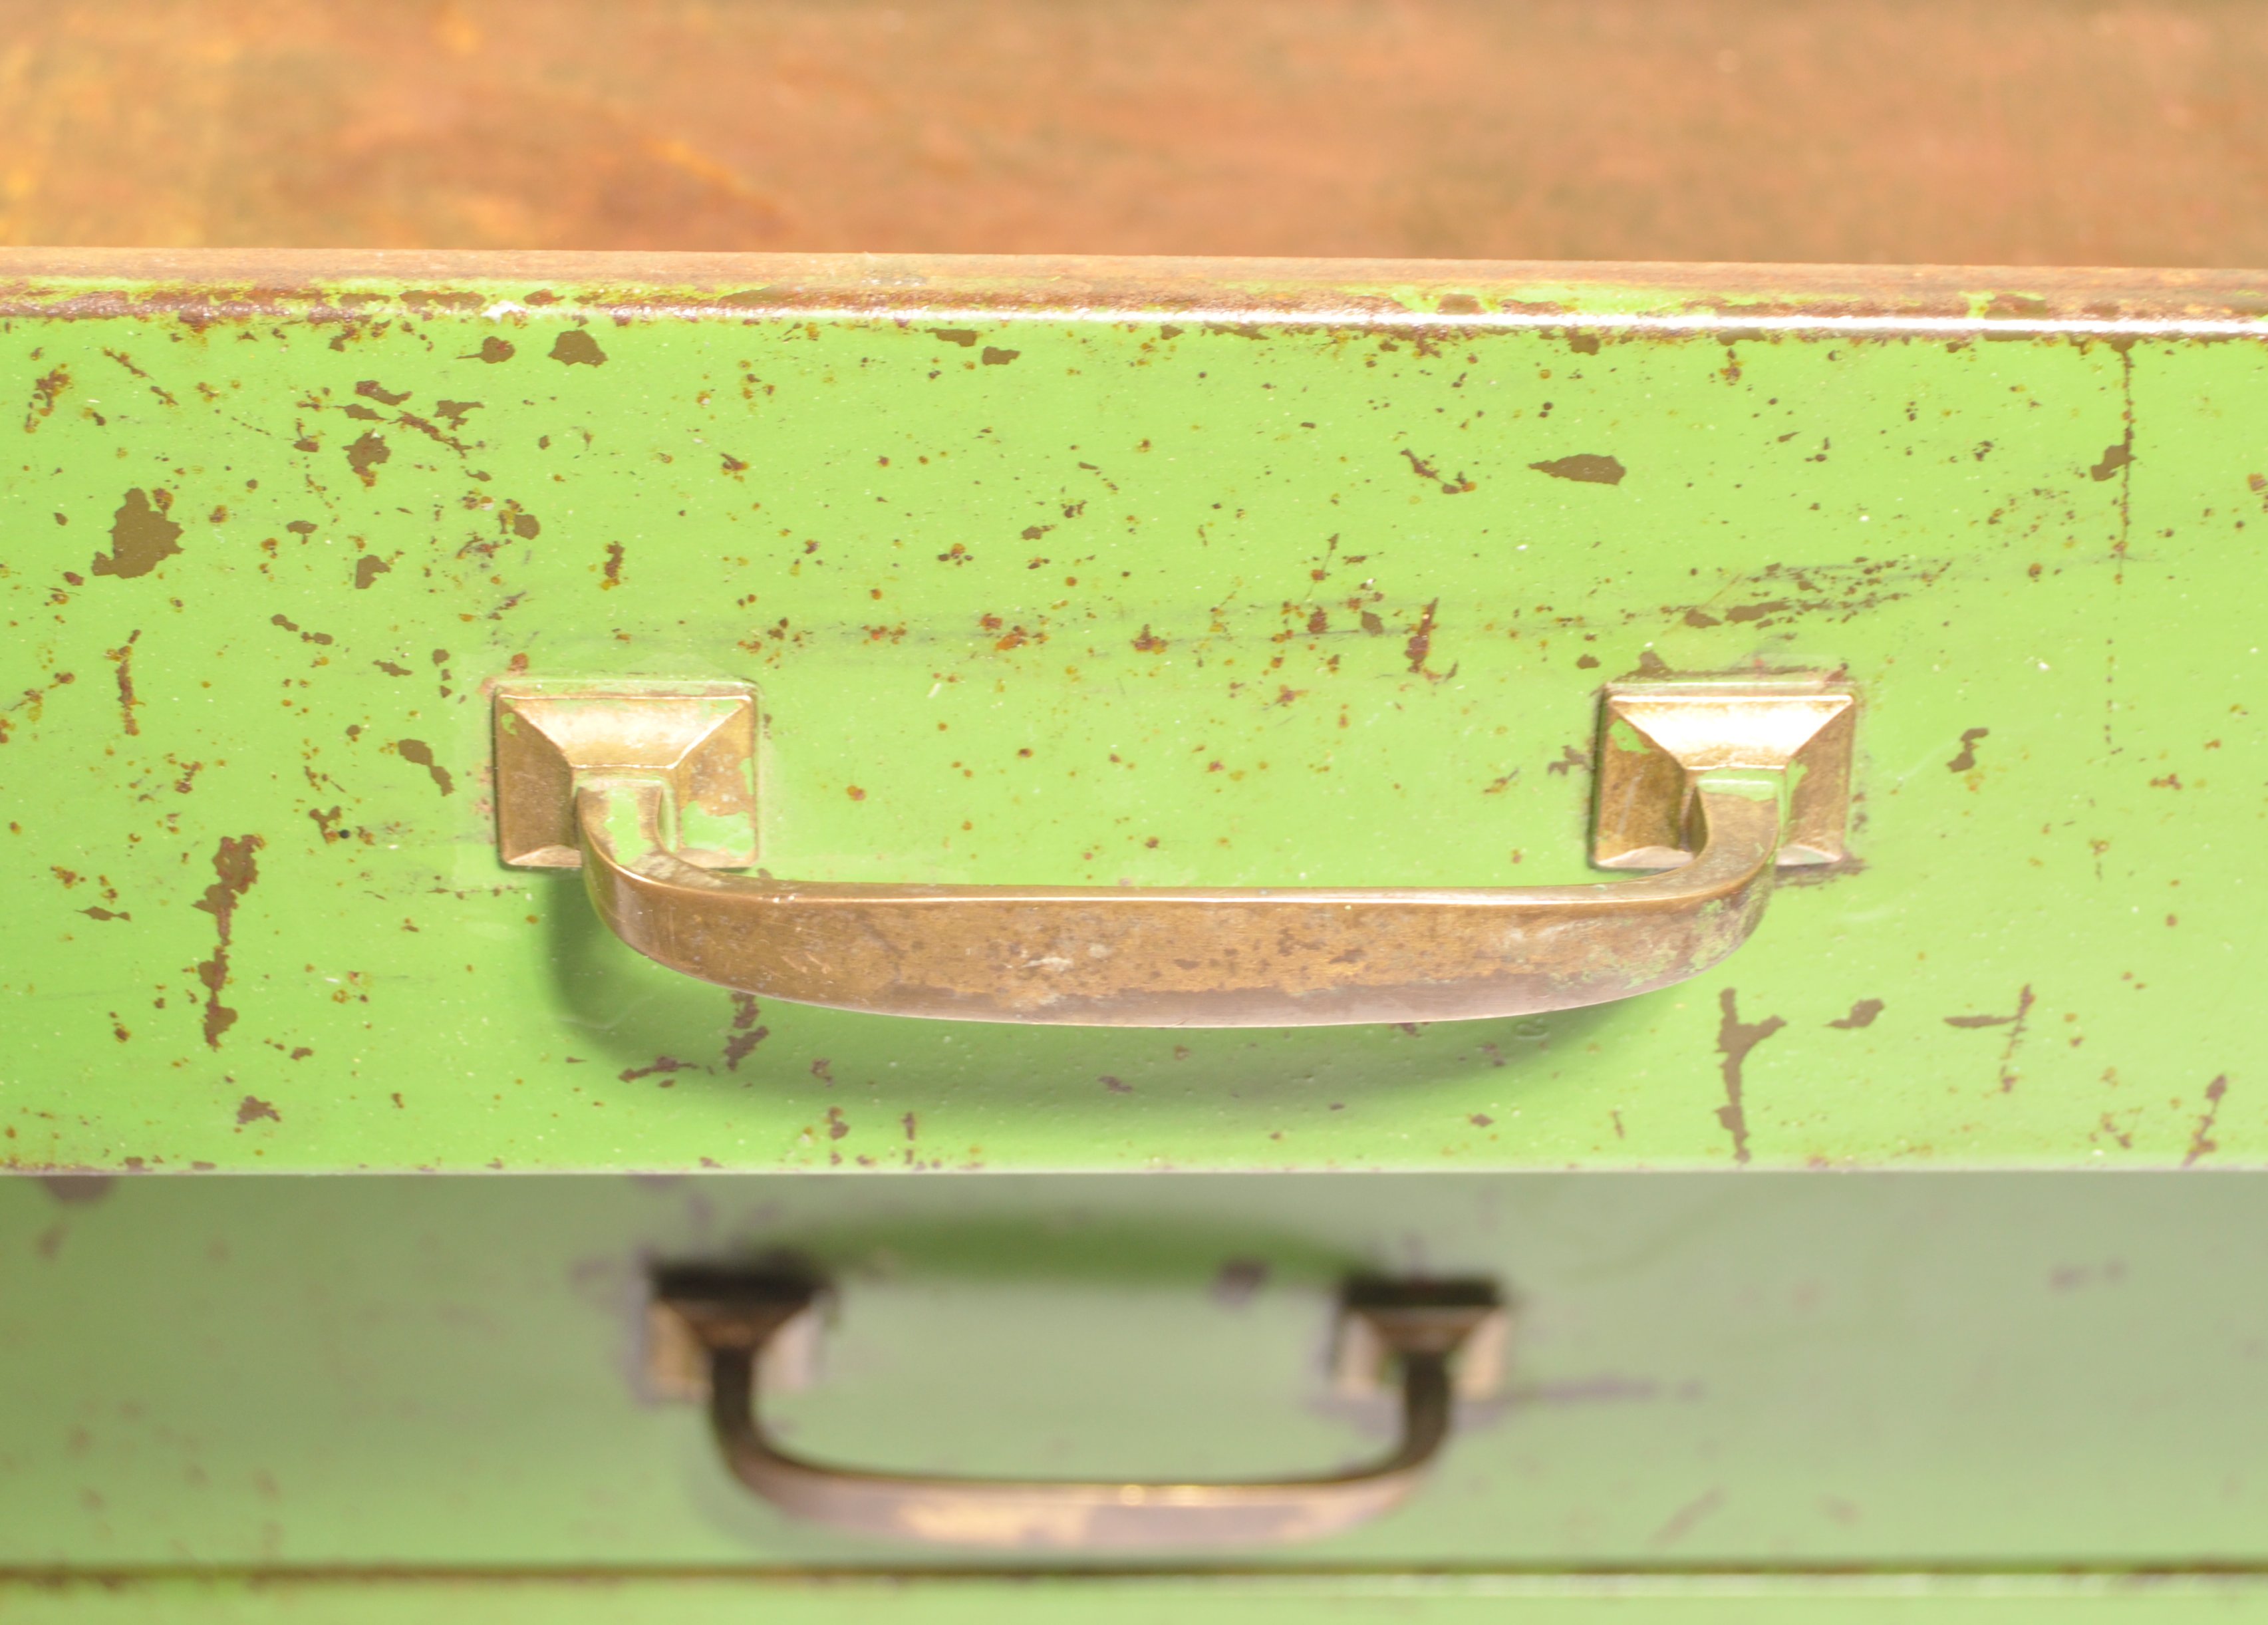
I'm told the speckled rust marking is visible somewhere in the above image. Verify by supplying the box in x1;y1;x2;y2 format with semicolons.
1398;447;1473;494
104;629;140;735
192;835;264;1049
24;364;67;432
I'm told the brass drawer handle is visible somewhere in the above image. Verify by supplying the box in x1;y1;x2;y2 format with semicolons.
650;1270;1505;1551
496;678;1852;1027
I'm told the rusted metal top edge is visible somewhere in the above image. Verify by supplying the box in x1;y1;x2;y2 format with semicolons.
1;249;2266;334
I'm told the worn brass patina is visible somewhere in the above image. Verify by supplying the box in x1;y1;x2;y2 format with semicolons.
494;679;1852;1026
650;1268;1504;1551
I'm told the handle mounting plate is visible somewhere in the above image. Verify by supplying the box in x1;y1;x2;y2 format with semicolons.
1593;677;1856;869
495;679;759;869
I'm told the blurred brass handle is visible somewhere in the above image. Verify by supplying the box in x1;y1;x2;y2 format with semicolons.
652;1272;1504;1552
497;679;1854;1028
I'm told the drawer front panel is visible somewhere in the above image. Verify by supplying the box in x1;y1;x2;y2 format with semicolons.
4;1171;2265;1568
3;253;2262;1171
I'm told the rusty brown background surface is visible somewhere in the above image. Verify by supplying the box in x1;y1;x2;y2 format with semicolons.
0;0;2262;265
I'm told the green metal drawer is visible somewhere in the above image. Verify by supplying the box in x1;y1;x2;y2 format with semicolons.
5;1172;2266;1572
3;251;2262;1173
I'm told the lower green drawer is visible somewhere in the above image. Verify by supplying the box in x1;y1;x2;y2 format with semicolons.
3;1172;2264;1572
5;1576;2268;1624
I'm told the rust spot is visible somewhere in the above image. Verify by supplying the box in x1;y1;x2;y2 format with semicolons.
2184;1074;2229;1167
980;346;1020;365
1403;598;1455;680
270;613;333;646
1399;447;1474;494
1828;998;1884;1030
810;1057;833;1082
1943;984;2035;1092
1530;453;1626;486
602;541;625;587
91;488;182;579
929;329;979;347
1131;624;1168;653
723;992;768;1070
2090;438;2133;482
192;834;264;1050
355;379;410;406
396;738;454;796
345;430;390;486
234;1095;279;1125
473;337;515;363
1102;1074;1132;1093
620;1055;690;1085
1715;988;1784;1165
825;1106;849;1139
25;363;68;432
1946;728;1989;772
549;329;607;367
1546;745;1589;777
353;555;392;589
845;785;866;801
1469;1112;1494;1127
106;630;141;735
1723;600;1790;625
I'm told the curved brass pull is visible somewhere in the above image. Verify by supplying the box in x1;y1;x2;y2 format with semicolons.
650;1272;1504;1551
496;679;1853;1028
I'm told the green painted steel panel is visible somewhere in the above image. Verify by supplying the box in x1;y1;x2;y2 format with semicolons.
4;1172;2265;1568
2;253;2262;1172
